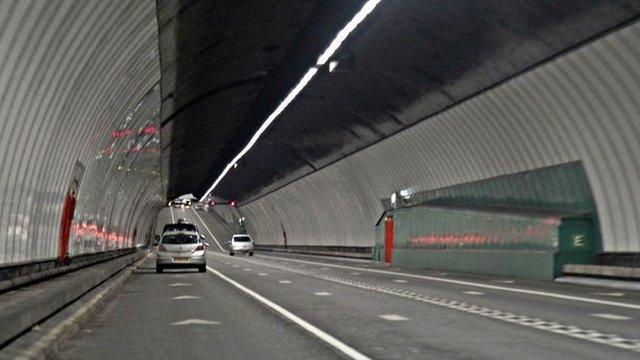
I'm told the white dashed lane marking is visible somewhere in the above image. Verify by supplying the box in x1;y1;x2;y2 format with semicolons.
169;283;192;287
173;295;202;300
279;280;291;284
463;291;485;295
172;319;220;326
590;313;633;321
392;279;407;283
258;273;268;276
314;292;332;296
379;314;408;321
350;272;360;275
243;268;252;271
493;280;515;284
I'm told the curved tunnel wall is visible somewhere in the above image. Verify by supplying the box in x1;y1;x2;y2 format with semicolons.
0;0;163;265
242;20;640;253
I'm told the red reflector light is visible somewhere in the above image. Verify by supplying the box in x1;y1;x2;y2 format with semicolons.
158;245;167;252
195;245;204;251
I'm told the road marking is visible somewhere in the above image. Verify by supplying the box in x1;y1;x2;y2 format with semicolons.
591;292;625;297
191;208;225;251
236;256;640;353
172;319;220;326
392;279;407;283
314;292;332;296
321;267;330;270
279;280;291;284
379;314;408;321
169;283;191;287
493;280;514;284
169;207;175;223
206;266;372;360
463;291;485;295
350;272;360;275
258;273;268;276
173;295;202;300
590;313;633;321
243;268;252;271
256;254;640;310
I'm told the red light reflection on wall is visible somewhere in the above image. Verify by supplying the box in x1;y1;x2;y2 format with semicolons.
111;125;158;138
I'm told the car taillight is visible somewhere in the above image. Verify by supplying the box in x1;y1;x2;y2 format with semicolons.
195;245;204;251
158;245;167;252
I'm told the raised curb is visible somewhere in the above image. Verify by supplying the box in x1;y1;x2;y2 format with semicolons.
0;254;149;359
0;251;146;348
563;264;640;280
555;276;640;291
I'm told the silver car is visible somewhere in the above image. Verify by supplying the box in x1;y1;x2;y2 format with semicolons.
229;234;254;256
156;230;209;273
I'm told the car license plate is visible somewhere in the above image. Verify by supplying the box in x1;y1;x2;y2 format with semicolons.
173;257;189;263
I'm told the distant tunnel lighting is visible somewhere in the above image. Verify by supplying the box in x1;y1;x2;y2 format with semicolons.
199;0;384;202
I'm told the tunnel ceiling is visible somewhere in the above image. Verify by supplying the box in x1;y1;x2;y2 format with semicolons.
158;0;640;201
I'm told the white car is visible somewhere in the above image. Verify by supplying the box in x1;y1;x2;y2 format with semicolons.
156;230;209;273
229;234;254;256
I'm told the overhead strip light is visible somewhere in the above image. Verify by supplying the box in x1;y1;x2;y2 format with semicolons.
199;0;383;202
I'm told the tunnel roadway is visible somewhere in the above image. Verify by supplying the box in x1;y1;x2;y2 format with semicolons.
59;208;640;359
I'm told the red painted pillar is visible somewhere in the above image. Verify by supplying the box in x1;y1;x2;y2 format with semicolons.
58;191;77;264
385;216;394;263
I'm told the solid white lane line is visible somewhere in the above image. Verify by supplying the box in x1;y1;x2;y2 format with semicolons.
392;279;407;283
314;292;332;296
279;280;291;284
172;319;220;326
463;291;485;295
169;207;175;223
591;292;625;297
206;266;372;360
256;255;640;310
379;314;408;321
191;208;225;251
173;295;202;300
590;313;633;321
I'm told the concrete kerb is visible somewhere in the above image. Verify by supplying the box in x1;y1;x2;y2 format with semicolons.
0;252;149;359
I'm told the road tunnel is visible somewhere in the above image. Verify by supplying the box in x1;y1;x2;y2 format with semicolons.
1;0;640;358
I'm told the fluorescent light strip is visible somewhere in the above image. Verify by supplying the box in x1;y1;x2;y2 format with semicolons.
200;0;383;202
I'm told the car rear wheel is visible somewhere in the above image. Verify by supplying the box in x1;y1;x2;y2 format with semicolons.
199;265;206;273
249;252;254;256
229;251;235;256
156;264;163;273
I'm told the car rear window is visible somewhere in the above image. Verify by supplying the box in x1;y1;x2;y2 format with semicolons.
163;224;197;233
162;234;199;244
233;236;251;242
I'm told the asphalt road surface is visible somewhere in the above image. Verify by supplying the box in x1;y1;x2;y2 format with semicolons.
60;208;640;359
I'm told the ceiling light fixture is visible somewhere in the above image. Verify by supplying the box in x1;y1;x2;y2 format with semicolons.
199;0;383;202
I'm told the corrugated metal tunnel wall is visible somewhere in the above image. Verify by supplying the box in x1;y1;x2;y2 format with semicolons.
241;19;640;254
0;0;163;265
